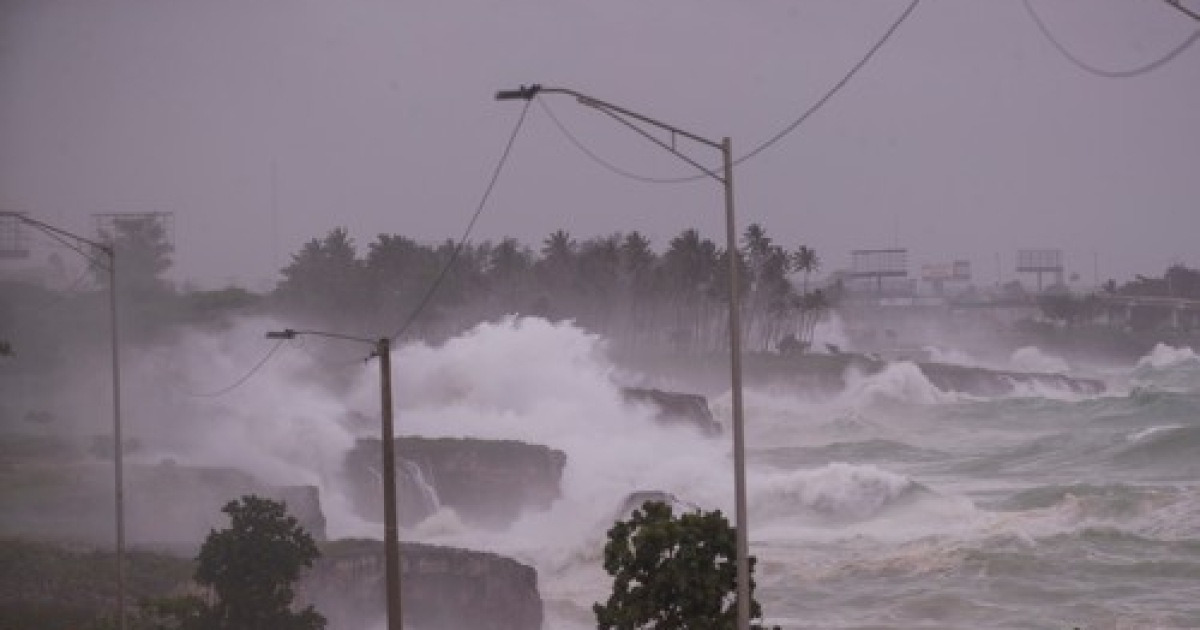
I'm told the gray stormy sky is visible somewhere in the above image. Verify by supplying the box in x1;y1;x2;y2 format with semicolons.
1;0;1198;291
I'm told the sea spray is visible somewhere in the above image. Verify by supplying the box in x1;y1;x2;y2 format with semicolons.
119;315;1200;629
841;361;959;406
810;311;852;352
751;462;919;522
1009;346;1070;374
1136;343;1200;370
131;317;373;537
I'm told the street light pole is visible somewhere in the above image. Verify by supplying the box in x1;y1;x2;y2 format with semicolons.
1;211;126;630
265;329;403;630
720;136;752;630
494;86;752;630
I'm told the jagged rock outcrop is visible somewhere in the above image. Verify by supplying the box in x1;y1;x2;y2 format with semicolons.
301;539;542;630
915;362;1104;397
621;387;722;436
344;437;566;528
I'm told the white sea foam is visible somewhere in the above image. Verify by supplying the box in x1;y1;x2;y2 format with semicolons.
1009;346;1070;374
752;462;917;522
1000;376;1089;402
1136;343;1200;370
1127;424;1185;443
923;346;987;368
810;311;852;352
841;361;958;406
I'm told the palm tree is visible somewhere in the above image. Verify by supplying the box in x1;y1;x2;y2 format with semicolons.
791;245;821;294
662;229;720;351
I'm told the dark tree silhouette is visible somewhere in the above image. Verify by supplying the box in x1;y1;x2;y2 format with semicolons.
594;501;777;630
96;214;174;297
193;496;325;630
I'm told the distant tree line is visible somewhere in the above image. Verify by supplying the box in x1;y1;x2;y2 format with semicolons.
273;223;830;353
2;217;832;394
1037;264;1200;331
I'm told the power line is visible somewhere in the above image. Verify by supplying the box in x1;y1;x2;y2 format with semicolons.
735;0;921;168
1023;0;1200;78
388;98;533;340
182;99;533;397
1161;0;1200;23
182;338;289;398
536;0;922;184
538;97;686;184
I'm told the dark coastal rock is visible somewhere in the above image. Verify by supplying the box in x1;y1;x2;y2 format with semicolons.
739;353;1105;398
0;538;542;630
621;387;722;436
301;538;543;630
344;437;566;528
126;462;327;543
915;362;1105;397
0;456;325;545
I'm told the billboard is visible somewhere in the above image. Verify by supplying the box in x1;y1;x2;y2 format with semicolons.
921;263;955;281
850;249;907;278
1016;249;1062;273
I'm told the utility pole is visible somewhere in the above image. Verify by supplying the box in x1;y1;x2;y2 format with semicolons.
266;329;403;630
377;336;403;630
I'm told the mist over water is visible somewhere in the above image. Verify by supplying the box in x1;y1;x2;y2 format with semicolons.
114;317;1200;629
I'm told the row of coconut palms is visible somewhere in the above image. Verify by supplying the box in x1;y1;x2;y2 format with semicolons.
274;223;827;353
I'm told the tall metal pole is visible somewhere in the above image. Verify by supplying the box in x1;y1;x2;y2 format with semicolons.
267;328;405;628
722;138;750;630
492;89;753;629
378;337;403;630
2;212;126;628
109;248;127;630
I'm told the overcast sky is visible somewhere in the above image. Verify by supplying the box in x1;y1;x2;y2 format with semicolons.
1;0;1198;290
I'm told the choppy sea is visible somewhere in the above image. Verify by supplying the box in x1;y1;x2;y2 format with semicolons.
393;325;1200;630
148;318;1200;629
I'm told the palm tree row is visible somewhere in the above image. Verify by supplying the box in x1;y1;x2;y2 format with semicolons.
274;224;827;353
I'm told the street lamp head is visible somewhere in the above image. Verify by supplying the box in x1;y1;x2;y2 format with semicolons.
265;329;298;340
495;84;542;101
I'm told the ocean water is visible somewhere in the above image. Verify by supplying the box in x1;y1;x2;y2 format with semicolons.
145;320;1200;629
399;326;1199;630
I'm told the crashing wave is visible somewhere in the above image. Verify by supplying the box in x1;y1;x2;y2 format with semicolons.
841;362;959;406
1009;346;1070;374
752;462;924;523
1135;344;1200;370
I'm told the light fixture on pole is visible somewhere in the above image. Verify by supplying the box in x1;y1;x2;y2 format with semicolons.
265;328;403;630
494;85;752;630
0;210;126;630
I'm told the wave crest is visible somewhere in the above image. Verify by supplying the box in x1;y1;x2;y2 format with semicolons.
753;462;922;522
842;362;957;406
1136;343;1200;370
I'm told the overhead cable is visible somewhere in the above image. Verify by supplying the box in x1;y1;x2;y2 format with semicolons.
1161;0;1200;23
388;98;533;340
1023;0;1200;78
182;337;289;398
537;0;922;184
176;89;532;397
